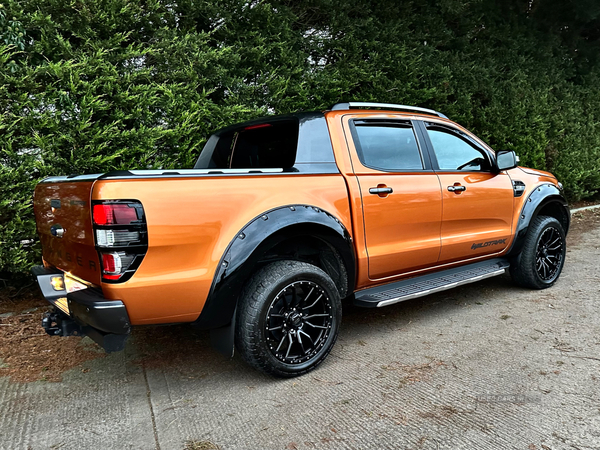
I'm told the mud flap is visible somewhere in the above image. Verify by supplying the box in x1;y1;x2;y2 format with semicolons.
209;307;236;358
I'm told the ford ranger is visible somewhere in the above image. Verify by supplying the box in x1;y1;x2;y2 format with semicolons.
31;102;570;377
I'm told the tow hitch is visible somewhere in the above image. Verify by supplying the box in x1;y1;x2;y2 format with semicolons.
41;308;128;352
42;309;84;337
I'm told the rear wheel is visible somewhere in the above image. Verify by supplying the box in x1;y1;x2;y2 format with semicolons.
235;260;342;377
510;215;566;289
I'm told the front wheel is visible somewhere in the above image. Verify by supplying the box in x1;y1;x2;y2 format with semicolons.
235;260;342;377
510;215;566;289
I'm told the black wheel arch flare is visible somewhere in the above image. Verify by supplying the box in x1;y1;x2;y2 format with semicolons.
194;205;356;329
506;183;570;257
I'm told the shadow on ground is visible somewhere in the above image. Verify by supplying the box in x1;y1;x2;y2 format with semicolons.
129;274;519;381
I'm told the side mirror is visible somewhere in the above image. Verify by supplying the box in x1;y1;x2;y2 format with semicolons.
496;150;518;172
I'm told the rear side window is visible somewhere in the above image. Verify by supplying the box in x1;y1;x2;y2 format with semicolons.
195;120;298;169
353;122;423;171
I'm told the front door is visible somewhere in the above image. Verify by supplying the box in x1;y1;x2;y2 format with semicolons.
346;117;443;279
421;121;514;263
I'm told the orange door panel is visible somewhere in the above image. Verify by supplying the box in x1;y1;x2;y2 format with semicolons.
341;114;443;280
421;120;515;263
437;172;514;262
358;174;442;278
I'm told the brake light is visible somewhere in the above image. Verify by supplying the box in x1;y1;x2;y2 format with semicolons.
93;204;139;225
244;123;272;131
92;200;147;283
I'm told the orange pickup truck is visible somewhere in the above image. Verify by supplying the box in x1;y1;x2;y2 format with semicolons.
32;102;570;377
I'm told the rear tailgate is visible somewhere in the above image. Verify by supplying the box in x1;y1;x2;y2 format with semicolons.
33;177;101;284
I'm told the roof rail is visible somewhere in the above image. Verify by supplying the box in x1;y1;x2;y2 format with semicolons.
330;102;448;119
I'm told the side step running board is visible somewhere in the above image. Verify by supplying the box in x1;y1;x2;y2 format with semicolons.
354;258;510;308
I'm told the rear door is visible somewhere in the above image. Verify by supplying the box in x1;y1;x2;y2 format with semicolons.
33;177;101;284
345;116;443;279
418;121;514;263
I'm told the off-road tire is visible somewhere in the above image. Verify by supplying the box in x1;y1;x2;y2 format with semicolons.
510;215;566;289
235;260;342;377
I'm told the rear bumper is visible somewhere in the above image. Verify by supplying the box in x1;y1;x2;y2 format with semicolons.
31;265;130;351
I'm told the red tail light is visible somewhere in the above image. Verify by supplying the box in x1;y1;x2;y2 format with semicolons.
102;252;119;273
93;204;139;225
92;200;147;283
100;252;136;280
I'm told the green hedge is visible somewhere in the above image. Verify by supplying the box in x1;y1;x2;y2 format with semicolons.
1;0;599;278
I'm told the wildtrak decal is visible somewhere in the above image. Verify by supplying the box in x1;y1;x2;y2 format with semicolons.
471;239;507;250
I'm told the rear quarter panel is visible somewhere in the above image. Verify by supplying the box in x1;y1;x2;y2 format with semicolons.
93;174;352;324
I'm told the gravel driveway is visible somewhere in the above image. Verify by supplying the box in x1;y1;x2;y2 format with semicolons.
1;209;599;450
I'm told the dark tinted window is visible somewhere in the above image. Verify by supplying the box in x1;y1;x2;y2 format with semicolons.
230;121;297;168
198;134;233;168
195;120;298;169
353;123;423;171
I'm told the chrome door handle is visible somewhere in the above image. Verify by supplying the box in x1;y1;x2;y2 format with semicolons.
369;187;393;195
447;185;466;192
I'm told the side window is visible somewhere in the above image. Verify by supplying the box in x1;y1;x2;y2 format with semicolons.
353;122;424;171
426;125;491;172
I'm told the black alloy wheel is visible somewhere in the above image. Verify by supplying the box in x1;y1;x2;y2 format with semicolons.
510;215;567;289
265;280;333;364
534;225;564;282
236;260;342;377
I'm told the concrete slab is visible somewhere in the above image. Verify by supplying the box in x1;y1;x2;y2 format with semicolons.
1;221;599;450
0;347;157;450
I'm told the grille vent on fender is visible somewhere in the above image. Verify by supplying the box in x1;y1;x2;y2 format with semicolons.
512;180;526;197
